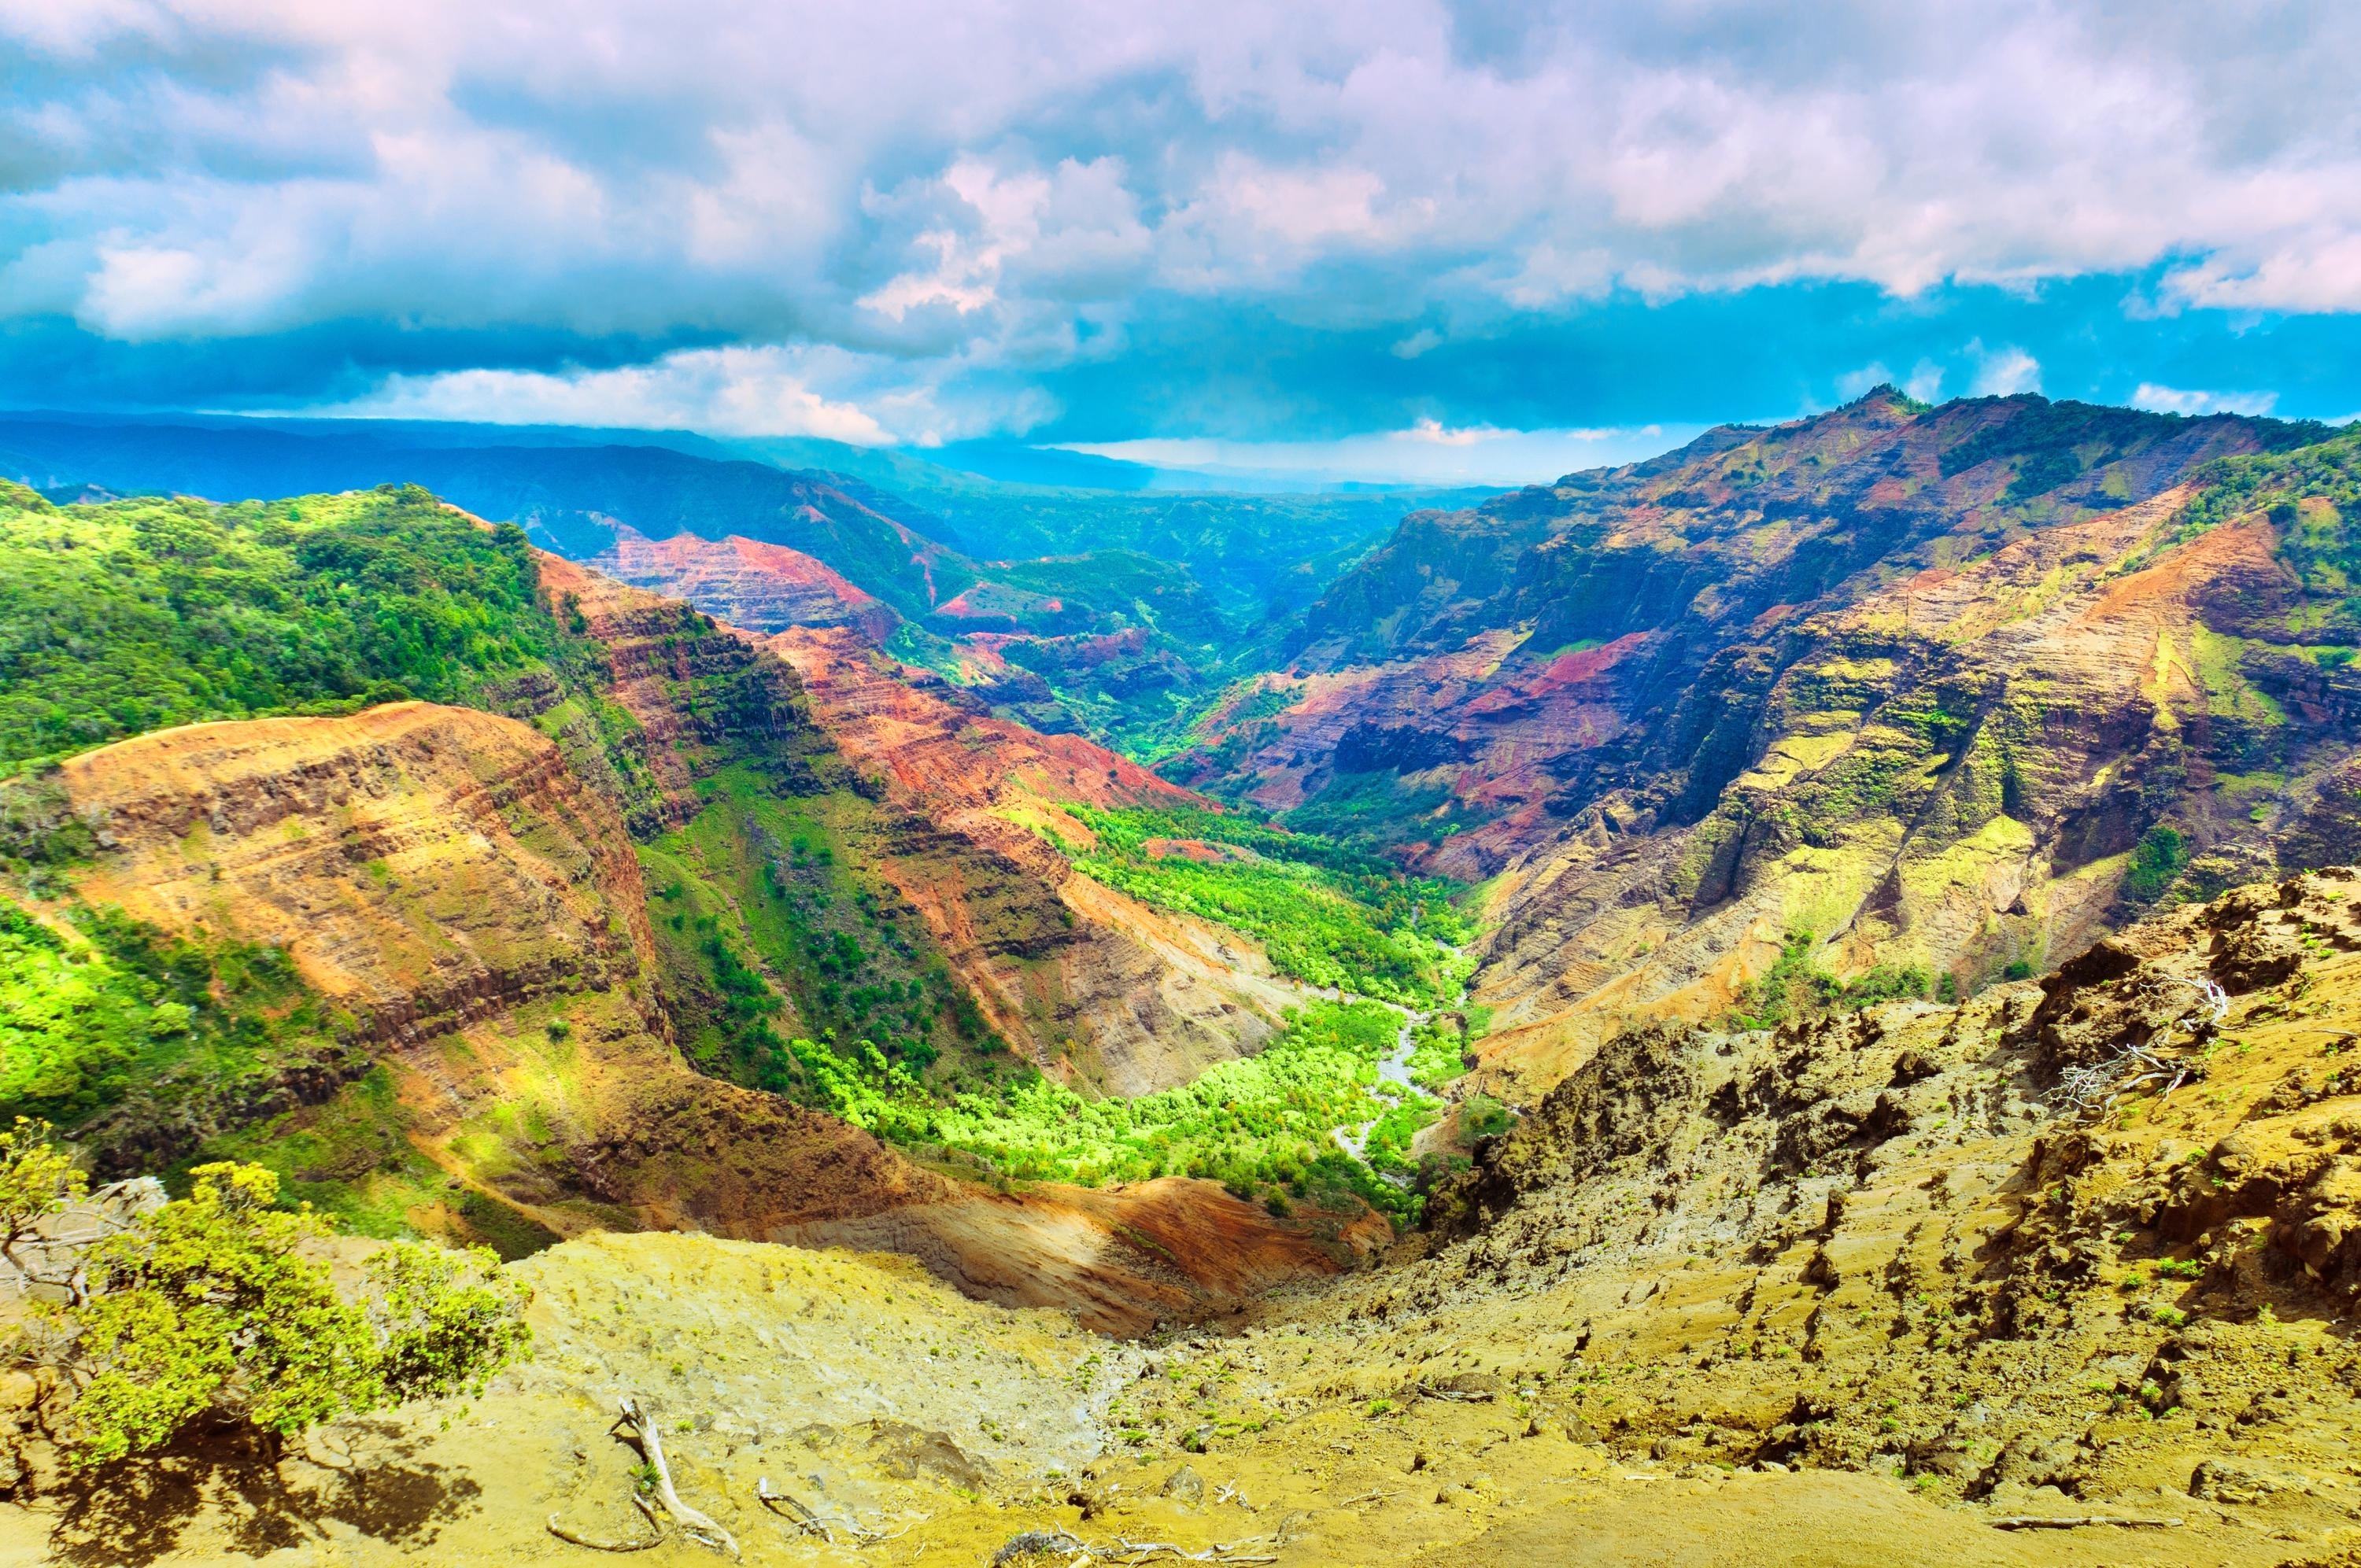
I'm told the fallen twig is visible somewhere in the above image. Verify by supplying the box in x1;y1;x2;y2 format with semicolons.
547;1511;664;1552
615;1397;740;1559
756;1476;832;1542
1337;1489;1396;1505
1990;1515;2182;1530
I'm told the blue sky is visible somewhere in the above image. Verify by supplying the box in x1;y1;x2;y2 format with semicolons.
6;2;2361;484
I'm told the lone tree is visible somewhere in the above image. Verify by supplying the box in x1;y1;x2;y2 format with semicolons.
1;1120;531;1465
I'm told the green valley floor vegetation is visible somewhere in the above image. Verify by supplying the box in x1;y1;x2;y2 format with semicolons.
0;896;356;1152
787;998;1434;1220
1059;805;1473;1007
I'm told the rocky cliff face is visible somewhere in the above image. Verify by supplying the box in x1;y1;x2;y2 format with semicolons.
586;526;902;642
46;699;1369;1332
767;625;1305;1094
1182;393;2361;1094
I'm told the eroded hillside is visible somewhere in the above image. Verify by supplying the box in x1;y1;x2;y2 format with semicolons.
14;873;2361;1566
1179;396;2361;1098
0;482;1397;1331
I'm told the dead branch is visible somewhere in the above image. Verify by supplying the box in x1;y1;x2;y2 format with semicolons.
614;1397;740;1559
547;1511;664;1552
755;1476;831;1542
1990;1514;2182;1530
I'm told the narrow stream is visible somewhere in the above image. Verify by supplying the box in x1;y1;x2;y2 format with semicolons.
1332;1000;1424;1164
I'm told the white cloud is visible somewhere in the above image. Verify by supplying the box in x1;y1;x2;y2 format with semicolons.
11;2;2361;342
1836;363;1894;401
2130;383;2279;418
329;345;905;443
1394;418;1506;446
1063;423;1683;486
1968;343;2042;397
7;1;2361;436
1390;327;1442;360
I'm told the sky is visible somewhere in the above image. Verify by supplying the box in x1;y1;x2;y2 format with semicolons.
7;1;2361;485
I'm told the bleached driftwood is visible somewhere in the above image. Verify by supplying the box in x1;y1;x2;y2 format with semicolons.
614;1397;739;1559
1107;1539;1276;1564
1990;1514;2182;1530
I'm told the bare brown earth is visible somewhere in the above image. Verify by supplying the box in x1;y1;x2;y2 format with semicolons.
40;701;1373;1335
10;875;2361;1564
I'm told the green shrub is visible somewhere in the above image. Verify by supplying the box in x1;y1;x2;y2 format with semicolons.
4;1142;530;1466
2124;825;2188;904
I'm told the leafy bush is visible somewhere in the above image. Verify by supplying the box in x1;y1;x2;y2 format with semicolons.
2;1137;530;1465
1728;931;1930;1029
1458;1094;1514;1142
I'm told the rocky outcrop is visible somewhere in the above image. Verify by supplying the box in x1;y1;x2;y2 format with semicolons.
586;526;901;642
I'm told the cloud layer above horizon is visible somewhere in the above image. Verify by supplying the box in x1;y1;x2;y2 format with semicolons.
7;0;2361;479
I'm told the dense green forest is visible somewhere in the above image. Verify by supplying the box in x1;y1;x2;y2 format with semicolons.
785;996;1432;1219
0;481;559;774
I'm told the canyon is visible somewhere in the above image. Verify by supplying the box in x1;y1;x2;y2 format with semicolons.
6;393;2361;1565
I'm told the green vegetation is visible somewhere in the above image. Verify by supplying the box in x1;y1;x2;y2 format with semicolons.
1727;929;1934;1031
0;1134;528;1465
0;481;559;775
780;998;1425;1219
0;895;351;1137
1938;398;2324;508
1404;1014;1470;1091
1061;806;1472;1006
1282;769;1469;851
1458;1092;1514;1142
2124;825;2190;904
641;766;1008;1098
2181;426;2361;540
